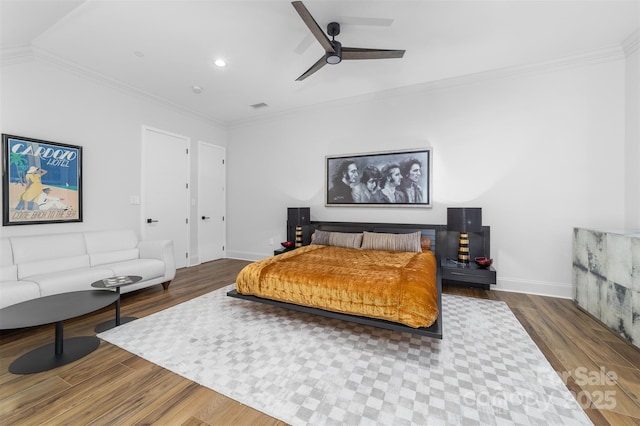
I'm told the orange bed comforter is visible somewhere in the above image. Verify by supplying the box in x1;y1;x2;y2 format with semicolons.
235;245;439;328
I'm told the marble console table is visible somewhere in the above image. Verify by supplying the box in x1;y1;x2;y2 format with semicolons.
573;228;639;349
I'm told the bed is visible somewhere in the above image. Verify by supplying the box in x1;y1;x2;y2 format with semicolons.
227;221;444;339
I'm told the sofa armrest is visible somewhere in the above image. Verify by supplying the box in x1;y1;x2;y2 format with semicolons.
138;240;176;281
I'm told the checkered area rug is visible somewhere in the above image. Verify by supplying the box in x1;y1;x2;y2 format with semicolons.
98;285;592;425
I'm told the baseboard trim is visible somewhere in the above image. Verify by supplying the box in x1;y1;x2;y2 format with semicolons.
494;277;574;299
226;250;269;262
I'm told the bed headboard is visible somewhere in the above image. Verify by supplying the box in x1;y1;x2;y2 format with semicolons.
309;221;446;256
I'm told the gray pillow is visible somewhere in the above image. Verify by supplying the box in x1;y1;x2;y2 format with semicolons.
360;231;422;253
311;229;331;245
311;230;363;249
328;232;363;249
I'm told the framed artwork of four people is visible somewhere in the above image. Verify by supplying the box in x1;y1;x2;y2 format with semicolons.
326;148;432;208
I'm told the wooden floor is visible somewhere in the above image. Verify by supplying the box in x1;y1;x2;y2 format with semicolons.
1;259;639;425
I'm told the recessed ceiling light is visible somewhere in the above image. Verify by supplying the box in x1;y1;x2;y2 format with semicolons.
192;85;203;94
214;59;226;67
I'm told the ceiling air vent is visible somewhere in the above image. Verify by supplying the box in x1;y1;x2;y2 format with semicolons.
250;102;269;109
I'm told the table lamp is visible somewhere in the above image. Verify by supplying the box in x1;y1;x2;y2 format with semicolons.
287;207;310;247
447;207;482;263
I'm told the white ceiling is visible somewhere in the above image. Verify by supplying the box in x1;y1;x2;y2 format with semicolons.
1;0;639;126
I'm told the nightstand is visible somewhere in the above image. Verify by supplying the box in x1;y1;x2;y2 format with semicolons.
274;247;295;256
440;259;496;290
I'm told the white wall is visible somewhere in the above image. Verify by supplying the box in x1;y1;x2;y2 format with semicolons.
0;59;227;261
624;37;640;232
227;56;628;298
1;47;634;299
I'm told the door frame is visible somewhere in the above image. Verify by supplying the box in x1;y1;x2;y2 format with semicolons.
197;141;227;264
141;125;191;265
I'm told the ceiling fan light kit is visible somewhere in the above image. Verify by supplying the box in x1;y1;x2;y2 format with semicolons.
291;1;405;80
326;40;342;64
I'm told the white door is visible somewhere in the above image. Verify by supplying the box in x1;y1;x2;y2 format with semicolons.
197;142;225;262
142;126;190;269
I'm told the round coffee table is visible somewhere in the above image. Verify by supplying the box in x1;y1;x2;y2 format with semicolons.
0;290;119;374
91;275;142;332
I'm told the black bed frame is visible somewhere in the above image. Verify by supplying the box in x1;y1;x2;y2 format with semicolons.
227;221;447;339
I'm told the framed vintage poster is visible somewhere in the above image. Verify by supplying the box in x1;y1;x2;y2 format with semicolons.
326;148;432;207
2;134;83;225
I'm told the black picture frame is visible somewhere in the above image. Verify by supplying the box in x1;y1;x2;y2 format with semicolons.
326;148;432;207
2;134;83;225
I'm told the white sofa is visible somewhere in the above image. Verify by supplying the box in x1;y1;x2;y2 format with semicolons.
0;229;176;309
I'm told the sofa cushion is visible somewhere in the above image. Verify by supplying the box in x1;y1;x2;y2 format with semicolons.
32;267;114;297
0;280;40;309
10;233;87;264
18;255;90;280
100;259;165;281
1;238;14;266
0;264;18;282
0;239;17;283
84;229;138;253
90;249;139;267
85;230;141;267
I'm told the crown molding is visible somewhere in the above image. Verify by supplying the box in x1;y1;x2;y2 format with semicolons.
0;46;35;66
425;45;625;91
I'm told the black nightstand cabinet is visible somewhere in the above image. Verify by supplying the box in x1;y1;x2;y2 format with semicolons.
440;260;496;290
436;225;496;289
273;247;295;256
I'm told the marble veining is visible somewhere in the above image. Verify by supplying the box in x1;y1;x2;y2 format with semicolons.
573;228;639;349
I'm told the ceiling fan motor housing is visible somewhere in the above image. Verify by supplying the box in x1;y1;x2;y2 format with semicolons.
327;22;340;37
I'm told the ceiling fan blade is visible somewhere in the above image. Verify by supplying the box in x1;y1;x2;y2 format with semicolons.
291;1;335;53
296;56;327;81
342;47;405;60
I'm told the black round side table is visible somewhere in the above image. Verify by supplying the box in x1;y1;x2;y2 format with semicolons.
91;275;142;332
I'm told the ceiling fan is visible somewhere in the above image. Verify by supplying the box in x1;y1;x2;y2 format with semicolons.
291;1;405;81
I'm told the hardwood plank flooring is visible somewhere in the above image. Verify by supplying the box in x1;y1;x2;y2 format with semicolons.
1;259;638;425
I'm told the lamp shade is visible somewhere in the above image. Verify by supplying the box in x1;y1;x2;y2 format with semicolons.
447;208;482;233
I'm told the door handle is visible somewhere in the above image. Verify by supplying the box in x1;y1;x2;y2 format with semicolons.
146;218;159;224
202;216;210;220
